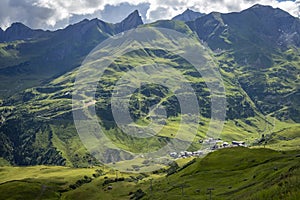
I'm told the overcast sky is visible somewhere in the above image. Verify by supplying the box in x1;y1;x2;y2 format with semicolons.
0;0;299;30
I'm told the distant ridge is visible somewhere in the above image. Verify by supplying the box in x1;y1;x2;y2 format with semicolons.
0;22;50;42
172;8;204;22
0;10;143;42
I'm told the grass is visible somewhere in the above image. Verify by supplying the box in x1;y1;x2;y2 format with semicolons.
0;158;10;167
142;147;300;200
0;164;152;200
1;53;298;166
0;22;299;170
0;166;99;200
0;147;299;200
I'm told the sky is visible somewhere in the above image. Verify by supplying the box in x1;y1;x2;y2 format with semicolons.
0;0;299;30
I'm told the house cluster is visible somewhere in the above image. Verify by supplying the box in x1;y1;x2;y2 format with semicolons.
169;150;205;159
210;140;246;150
169;138;246;159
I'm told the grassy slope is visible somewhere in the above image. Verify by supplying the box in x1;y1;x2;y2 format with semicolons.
0;19;299;170
0;147;299;200
146;147;300;200
1;44;299;167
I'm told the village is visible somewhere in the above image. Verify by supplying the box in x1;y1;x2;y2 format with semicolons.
169;138;246;159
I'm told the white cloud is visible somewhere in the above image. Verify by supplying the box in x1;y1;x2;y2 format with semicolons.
0;0;299;30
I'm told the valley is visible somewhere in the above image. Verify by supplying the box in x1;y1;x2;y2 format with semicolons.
0;3;299;199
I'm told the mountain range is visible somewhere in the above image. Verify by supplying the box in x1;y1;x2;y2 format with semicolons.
0;4;299;167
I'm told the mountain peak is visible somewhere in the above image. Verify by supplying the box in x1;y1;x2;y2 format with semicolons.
250;4;272;9
244;3;292;17
1;22;33;42
0;22;50;42
131;9;139;16
172;8;204;22
56;10;143;41
7;22;31;31
114;10;143;32
121;10;143;25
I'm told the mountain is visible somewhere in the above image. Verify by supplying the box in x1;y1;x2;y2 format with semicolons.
0;10;143;44
187;4;300;50
0;5;299;167
0;10;143;98
185;4;300;123
172;8;204;21
0;22;51;42
114;10;143;31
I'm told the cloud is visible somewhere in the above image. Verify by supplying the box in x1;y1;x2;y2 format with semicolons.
0;0;299;30
98;2;150;23
0;0;56;29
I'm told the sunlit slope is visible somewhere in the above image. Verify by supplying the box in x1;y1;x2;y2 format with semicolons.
0;23;275;166
0;147;299;200
0;5;300;166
